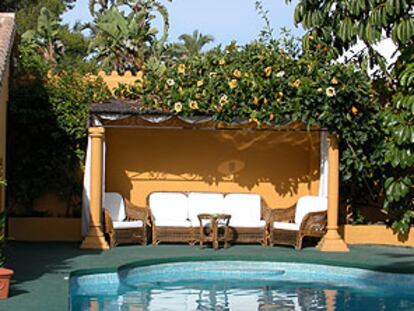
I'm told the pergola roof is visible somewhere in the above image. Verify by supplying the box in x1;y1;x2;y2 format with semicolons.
0;13;16;86
90;100;325;132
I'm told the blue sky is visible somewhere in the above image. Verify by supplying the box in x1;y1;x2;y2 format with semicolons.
63;0;303;47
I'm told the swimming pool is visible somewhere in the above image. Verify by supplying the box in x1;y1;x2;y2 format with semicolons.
70;260;414;310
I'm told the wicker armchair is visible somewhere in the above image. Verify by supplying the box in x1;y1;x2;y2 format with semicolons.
267;196;327;249
103;193;150;247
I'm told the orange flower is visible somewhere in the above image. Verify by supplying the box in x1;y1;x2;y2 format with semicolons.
351;106;358;115
331;77;338;85
177;64;186;74
189;100;198;110
233;69;242;79
292;79;301;88
276;91;284;102
253;96;259;105
264;66;272;77
228;79;238;89
219;95;229;105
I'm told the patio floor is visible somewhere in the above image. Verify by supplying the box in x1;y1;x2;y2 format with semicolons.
1;242;414;310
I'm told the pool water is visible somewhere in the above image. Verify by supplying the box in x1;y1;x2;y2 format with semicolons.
70;261;414;311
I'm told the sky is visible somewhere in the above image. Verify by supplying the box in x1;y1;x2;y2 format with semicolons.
62;0;303;47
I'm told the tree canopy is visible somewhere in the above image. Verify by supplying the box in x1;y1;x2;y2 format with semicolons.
3;0;414;233
286;0;414;232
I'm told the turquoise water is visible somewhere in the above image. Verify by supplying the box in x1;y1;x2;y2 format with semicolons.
70;261;414;310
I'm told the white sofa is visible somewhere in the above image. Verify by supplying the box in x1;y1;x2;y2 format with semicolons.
268;196;328;249
149;192;268;245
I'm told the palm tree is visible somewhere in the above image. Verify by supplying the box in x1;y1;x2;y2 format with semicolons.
175;30;214;58
86;0;171;73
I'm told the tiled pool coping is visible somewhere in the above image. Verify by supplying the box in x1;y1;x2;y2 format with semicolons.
72;261;414;298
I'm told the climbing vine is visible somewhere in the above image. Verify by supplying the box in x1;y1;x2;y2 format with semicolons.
115;38;384;215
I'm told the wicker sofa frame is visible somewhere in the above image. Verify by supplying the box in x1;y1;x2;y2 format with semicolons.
267;204;327;249
103;199;150;247
149;192;270;246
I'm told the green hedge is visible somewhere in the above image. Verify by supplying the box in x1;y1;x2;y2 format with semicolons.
7;49;110;216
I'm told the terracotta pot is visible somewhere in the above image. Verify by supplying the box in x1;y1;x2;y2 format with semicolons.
0;268;14;299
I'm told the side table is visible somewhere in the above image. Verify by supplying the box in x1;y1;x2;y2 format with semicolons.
198;213;231;250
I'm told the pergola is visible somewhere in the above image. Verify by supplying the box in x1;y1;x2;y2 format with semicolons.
80;101;349;252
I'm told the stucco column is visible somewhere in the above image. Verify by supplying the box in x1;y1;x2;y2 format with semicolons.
317;134;349;252
80;127;109;250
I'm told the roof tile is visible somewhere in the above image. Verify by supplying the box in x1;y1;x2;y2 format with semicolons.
0;13;16;85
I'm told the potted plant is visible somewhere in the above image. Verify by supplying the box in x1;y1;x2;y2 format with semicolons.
0;268;13;299
0;180;13;299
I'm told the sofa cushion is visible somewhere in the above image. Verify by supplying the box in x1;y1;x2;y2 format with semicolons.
113;220;143;229
149;192;188;223
231;220;266;228
294;196;328;225
187;193;224;225
273;222;300;231
223;194;262;227
154;220;192;227
104;192;126;222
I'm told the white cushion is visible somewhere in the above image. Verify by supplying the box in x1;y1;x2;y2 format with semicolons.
113;221;143;229
294;196;328;225
104;192;126;222
187;193;224;225
230;220;266;228
223;194;262;227
154;220;192;227
273;222;300;231
149;192;188;223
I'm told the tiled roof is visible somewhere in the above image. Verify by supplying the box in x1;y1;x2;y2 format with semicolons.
0;13;16;86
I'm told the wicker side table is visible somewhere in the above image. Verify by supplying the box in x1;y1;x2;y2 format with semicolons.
198;213;231;250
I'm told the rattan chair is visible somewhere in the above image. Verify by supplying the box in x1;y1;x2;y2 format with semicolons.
103;192;150;247
267;196;327;249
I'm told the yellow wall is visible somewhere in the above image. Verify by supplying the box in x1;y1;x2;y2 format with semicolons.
0;67;9;213
341;225;414;247
97;71;142;92
105;128;321;208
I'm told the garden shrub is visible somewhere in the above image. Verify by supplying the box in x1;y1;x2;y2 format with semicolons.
7;52;111;216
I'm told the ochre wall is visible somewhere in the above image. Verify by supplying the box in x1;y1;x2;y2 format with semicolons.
0;67;9;213
105;128;321;208
8;217;82;241
341;225;414;247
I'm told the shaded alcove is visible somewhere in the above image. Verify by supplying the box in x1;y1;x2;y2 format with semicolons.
104;126;321;208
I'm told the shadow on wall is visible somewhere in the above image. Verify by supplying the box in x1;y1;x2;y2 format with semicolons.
105;128;321;207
